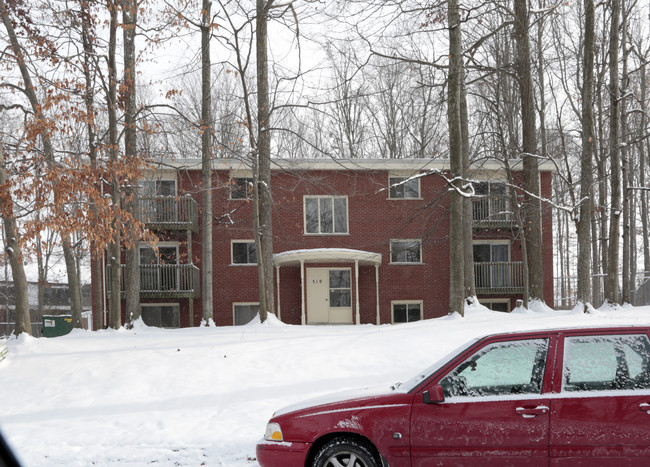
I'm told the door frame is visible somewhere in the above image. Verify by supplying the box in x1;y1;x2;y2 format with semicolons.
305;267;353;324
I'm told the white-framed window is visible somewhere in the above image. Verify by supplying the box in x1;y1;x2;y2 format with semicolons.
390;239;422;263
479;299;510;313
141;304;180;328
388;176;420;199
230;177;253;199
233;303;260;326
304;196;349;235
392;301;422;323
231;240;257;265
329;269;352;308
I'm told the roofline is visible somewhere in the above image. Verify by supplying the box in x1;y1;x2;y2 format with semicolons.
152;157;557;173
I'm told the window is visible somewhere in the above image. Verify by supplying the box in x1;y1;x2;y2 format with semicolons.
304;196;348;234
562;334;650;392
392;302;422;323
231;177;253;199
234;303;260;326
329;270;351;308
141;304;180;328
440;339;549;398
390;240;422;263
140;245;178;291
231;241;257;265
389;176;420;199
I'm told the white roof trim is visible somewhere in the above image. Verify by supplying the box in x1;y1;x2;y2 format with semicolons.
273;248;383;267
154;157;557;173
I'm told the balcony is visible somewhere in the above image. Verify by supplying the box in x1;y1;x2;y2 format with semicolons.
472;195;516;229
474;261;524;295
107;264;200;299
136;195;198;232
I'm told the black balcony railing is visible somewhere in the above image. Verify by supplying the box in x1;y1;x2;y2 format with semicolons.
472;195;516;228
474;261;524;294
106;264;200;299
136;195;198;232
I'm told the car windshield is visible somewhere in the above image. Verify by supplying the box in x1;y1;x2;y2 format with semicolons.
399;337;481;393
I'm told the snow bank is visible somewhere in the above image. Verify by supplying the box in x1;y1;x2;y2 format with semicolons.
1;305;649;466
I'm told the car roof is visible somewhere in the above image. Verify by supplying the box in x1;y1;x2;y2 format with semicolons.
478;324;650;342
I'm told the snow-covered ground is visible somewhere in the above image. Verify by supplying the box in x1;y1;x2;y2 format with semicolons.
1;303;649;466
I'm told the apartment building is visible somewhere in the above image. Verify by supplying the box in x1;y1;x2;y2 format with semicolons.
92;158;554;328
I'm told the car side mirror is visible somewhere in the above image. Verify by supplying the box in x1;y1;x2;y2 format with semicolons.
423;384;445;404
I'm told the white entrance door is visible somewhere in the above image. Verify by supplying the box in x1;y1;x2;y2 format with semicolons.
306;268;353;324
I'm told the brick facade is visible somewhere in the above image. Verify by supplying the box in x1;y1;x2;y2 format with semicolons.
91;158;555;328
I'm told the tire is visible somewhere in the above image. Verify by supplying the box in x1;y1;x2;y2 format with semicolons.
312;437;380;467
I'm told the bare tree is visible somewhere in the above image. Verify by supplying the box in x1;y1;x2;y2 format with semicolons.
201;0;214;325
448;0;464;316
514;0;544;305
576;0;595;308
123;0;141;325
605;0;621;305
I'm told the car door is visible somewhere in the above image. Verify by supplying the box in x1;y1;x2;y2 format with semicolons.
411;334;554;467
550;331;650;466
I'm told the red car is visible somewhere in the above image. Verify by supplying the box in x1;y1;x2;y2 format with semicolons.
257;326;650;467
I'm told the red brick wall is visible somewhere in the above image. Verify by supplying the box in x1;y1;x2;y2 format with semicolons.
91;165;555;327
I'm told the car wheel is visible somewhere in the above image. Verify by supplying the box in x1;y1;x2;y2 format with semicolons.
313;437;379;467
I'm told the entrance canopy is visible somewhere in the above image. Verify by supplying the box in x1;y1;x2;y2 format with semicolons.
272;248;383;325
273;248;382;267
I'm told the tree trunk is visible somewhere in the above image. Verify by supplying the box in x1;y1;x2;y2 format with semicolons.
514;0;544;303
460;65;475;300
447;0;464;316
506;161;530;308
201;0;214;326
62;237;83;328
123;0;140;324
620;0;630;304
108;0;122;330
81;0;104;331
35;216;46;319
596;51;609;295
576;0;595;308
0;147;31;336
255;0;274;322
605;0;621;305
640;62;650;280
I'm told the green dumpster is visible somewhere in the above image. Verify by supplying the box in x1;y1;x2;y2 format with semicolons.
42;315;73;338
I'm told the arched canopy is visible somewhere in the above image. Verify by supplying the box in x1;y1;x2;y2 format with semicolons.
273;248;383;267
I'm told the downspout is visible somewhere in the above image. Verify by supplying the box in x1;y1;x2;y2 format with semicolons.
276;265;281;321
300;260;305;325
355;260;360;324
375;265;380;325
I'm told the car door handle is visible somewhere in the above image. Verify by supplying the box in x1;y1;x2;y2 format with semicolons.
516;405;549;419
640;403;650;413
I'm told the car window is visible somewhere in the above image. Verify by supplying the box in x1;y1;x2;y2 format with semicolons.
562;334;650;392
440;338;549;398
